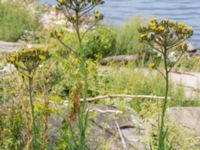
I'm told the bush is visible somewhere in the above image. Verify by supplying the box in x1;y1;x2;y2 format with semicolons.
83;25;116;59
0;1;40;42
115;16;150;54
48;25;116;59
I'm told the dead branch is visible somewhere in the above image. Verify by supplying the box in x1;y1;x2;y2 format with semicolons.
35;94;171;107
88;108;122;114
82;94;171;102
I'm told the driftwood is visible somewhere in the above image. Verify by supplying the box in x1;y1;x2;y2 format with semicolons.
99;55;138;65
36;94;170;107
88;108;122;114
82;94;171;102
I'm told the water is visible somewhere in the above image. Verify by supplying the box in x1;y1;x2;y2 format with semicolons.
41;0;200;47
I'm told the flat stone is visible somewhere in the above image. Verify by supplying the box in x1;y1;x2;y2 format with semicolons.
167;107;200;132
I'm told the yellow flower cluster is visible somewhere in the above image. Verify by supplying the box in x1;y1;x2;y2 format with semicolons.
138;18;193;42
93;10;103;20
7;47;49;71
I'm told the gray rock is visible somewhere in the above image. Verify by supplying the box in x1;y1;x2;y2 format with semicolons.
87;104;147;150
0;41;21;52
48;104;148;150
167;107;200;132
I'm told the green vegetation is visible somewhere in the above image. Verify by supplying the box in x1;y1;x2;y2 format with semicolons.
115;16;153;61
139;18;193;150
7;47;50;149
0;1;40;42
0;0;199;150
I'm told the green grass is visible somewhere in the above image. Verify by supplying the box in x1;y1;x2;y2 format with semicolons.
0;1;40;42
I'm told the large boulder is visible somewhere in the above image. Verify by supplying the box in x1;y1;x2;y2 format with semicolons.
87;104;147;150
48;104;148;150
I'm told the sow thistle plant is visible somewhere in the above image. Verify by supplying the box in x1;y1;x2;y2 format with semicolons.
138;18;193;150
53;0;104;149
7;47;49;150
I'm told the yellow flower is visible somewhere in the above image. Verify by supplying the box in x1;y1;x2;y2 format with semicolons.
178;22;185;29
150;23;157;30
9;57;15;62
187;26;193;31
19;73;24;78
39;55;46;60
58;0;64;4
140;33;147;39
149;63;156;69
95;10;100;14
53;5;58;11
94;10;100;18
56;32;62;38
150;18;158;22
158;26;165;31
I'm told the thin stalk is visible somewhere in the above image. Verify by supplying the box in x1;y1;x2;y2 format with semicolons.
158;49;169;150
74;11;88;150
28;75;37;150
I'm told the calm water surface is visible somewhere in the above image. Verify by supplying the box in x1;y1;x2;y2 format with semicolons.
42;0;200;47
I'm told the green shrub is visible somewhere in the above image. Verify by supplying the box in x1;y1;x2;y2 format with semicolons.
84;25;116;59
46;25;116;60
0;1;40;42
114;16;152;59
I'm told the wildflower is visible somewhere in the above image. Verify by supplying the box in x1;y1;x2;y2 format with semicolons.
140;33;147;39
19;73;24;78
94;10;101;18
9;57;15;62
158;26;165;31
150;23;157;30
58;0;64;5
150;18;158;23
149;63;156;69
39;55;46;60
55;32;62;39
7;47;49;72
53;5;58;11
187;26;193;31
178;22;185;29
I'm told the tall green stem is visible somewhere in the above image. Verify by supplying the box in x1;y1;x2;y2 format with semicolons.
28;75;37;150
75;11;88;150
158;49;169;150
